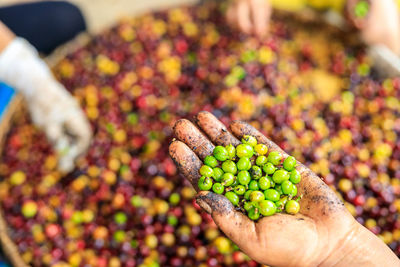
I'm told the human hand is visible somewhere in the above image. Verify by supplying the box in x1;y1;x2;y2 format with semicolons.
169;111;399;266
0;38;91;172
226;0;272;38
27;81;92;173
347;0;400;55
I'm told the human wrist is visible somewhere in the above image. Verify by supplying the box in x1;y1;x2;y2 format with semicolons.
0;23;15;52
0;37;57;98
0;38;79;126
320;222;399;267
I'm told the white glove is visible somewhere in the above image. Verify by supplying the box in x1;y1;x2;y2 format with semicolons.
0;38;92;172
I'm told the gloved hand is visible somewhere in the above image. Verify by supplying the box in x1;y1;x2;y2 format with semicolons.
226;0;272;38
347;0;400;55
0;38;92;172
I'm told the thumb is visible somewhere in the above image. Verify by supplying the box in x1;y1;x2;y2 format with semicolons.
196;192;320;266
46;122;79;173
45;123;63;146
64;113;92;155
195;191;258;252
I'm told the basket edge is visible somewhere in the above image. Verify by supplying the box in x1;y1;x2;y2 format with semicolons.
0;95;29;267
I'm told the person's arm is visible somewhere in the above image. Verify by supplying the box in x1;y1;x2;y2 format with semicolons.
321;223;400;266
0;21;91;172
169;111;400;267
0;22;14;51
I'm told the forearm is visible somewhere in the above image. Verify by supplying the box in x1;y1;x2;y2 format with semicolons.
340;224;400;266
0;22;15;52
322;222;400;267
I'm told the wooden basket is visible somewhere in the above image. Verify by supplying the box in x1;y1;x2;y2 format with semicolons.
0;94;29;267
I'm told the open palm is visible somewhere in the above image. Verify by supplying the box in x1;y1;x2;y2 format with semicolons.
169;111;397;267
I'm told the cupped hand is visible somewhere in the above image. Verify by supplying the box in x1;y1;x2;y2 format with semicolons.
169;111;399;267
347;0;400;55
226;0;272;38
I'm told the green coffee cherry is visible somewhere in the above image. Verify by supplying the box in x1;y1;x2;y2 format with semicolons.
213;183;224;194
272;169;290;184
256;156;268;166
213;167;224;182
225;144;236;159
213;146;229;161
200;165;214;177
290;169;301;184
267;151;282;166
236;144;254;158
263;162;275;175
285;200;300;214
222;160;237;174
242;135;257;147
204;155;218;168
264;189;280;202
259;200;276;216
283;156;296;171
225;191;239;206
198;176;213;191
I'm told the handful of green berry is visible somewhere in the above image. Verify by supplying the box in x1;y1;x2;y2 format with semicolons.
198;135;301;220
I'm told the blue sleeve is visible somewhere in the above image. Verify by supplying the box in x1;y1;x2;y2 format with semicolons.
0;82;16;120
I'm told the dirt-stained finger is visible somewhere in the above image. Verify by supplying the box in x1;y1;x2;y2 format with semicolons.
195;111;240;147
196;191;258;252
173;119;215;160
169;140;202;190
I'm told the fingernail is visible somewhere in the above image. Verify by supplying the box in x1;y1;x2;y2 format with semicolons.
196;192;233;215
196;196;212;214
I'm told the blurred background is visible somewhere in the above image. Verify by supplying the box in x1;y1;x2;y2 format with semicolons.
1;0;400;266
0;0;197;33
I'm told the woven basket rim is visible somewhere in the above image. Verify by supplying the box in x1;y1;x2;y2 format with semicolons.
0;95;29;267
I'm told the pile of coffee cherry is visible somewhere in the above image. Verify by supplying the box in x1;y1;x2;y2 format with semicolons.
1;2;400;266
